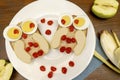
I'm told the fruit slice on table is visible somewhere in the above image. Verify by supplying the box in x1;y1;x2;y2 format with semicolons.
13;40;32;63
50;28;69;48
21;19;37;34
73;15;90;30
92;0;119;18
0;60;13;80
3;26;22;41
73;30;86;55
58;14;73;27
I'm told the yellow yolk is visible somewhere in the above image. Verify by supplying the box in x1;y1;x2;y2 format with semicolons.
74;18;85;27
61;15;71;26
7;28;21;39
22;21;34;33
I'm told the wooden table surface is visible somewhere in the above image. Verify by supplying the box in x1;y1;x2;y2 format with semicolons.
0;0;120;80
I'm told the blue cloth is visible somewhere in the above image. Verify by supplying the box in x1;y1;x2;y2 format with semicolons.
73;38;108;80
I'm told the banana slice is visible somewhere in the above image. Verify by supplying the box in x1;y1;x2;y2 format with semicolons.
13;40;32;63
50;27;69;48
32;33;49;54
92;0;119;18
73;30;86;55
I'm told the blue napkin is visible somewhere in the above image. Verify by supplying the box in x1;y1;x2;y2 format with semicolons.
73;38;108;80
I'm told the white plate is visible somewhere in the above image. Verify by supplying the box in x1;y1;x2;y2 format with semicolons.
5;0;96;80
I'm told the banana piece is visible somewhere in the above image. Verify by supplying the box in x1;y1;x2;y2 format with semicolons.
73;30;86;55
112;31;120;68
50;28;68;48
92;0;119;18
13;40;32;63
32;32;50;54
0;60;5;72
100;30;119;68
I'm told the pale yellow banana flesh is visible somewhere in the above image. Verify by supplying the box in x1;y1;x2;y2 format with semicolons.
100;30;120;69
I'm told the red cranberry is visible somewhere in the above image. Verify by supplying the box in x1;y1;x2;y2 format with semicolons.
69;61;75;67
48;71;53;78
47;20;53;25
41;18;45;23
60;46;66;52
29;23;35;28
61;35;66;41
66;47;72;54
61;67;67;74
40;65;46;71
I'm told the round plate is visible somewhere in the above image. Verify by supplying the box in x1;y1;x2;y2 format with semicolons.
5;0;96;80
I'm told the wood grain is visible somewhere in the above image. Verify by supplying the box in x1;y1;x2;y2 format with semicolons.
0;0;120;80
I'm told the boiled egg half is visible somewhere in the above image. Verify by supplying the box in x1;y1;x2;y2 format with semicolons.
3;26;22;41
21;19;37;34
73;15;90;30
58;14;73;27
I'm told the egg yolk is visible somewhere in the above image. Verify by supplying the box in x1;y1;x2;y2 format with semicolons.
7;28;21;39
74;18;85;27
22;21;35;33
61;15;71;26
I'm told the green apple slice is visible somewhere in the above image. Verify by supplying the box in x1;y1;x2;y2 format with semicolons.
0;63;13;80
92;0;119;18
0;60;5;72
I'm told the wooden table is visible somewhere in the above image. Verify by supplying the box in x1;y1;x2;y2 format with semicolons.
0;0;120;80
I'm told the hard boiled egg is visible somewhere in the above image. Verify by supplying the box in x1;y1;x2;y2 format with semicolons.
58;14;73;27
21;19;37;34
73;15;90;30
3;26;22;41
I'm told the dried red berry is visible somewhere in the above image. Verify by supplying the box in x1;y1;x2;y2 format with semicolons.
74;19;79;24
32;52;38;58
66;47;72;54
28;42;33;47
40;65;46;71
71;38;76;43
60;46;66;52
61;67;67;74
37;50;44;56
48;71;53;78
61;35;66;41
25;47;31;52
47;20;53;25
41;18;45;23
14;29;19;34
22;33;27;39
69;25;74;32
69;61;75;67
61;19;66;24
33;42;39;47
66;38;71;43
30;23;35;28
45;29;51;35
51;66;57;72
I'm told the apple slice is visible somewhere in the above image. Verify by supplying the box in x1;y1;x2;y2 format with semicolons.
73;30;86;55
50;27;69;48
32;33;49;54
0;63;13;80
92;0;119;18
0;60;5;71
13;40;32;63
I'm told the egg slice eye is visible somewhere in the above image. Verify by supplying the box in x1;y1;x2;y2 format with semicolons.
58;14;73;27
3;26;22;41
21;19;37;34
73;16;90;30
